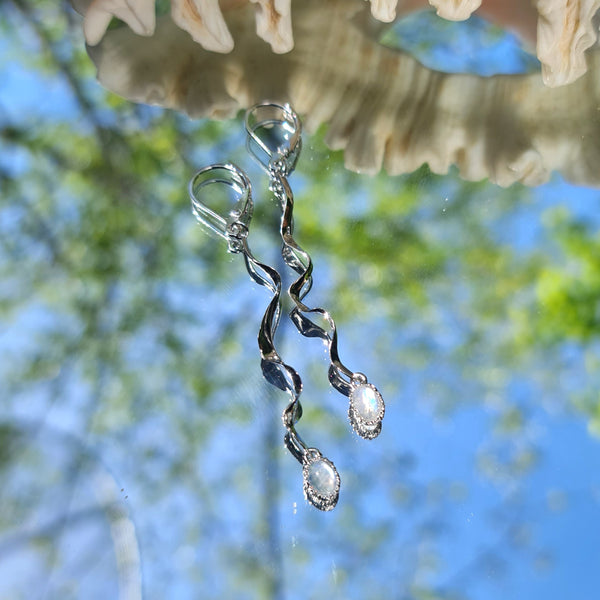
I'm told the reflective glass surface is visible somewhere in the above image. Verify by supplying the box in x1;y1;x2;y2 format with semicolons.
1;2;600;599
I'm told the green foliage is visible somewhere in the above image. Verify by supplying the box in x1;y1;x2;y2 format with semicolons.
532;208;600;343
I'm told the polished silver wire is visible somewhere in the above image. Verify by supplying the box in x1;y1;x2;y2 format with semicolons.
188;162;340;510
244;102;385;440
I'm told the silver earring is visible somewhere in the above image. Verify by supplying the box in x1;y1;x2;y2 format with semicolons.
244;102;385;440
188;162;340;511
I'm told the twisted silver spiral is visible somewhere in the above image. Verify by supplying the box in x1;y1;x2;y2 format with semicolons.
245;102;385;440
189;162;340;511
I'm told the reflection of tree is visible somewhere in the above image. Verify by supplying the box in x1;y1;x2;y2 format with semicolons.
1;1;598;599
0;422;142;599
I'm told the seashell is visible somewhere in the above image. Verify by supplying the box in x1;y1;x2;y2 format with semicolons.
72;0;600;86
77;0;156;46
72;0;293;54
370;0;401;22
428;0;482;21
250;0;294;53
535;0;600;87
80;0;600;187
170;0;235;53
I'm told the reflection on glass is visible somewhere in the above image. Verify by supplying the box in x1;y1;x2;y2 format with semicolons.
0;423;140;599
1;1;600;599
81;0;600;187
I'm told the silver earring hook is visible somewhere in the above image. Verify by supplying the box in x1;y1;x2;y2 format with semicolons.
244;101;302;176
188;163;253;251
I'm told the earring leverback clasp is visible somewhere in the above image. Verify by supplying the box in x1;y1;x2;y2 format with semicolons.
188;162;253;251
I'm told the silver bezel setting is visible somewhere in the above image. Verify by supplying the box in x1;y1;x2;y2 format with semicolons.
348;382;385;440
302;450;340;512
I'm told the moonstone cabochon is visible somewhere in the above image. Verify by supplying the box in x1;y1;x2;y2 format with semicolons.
349;383;385;440
302;451;340;511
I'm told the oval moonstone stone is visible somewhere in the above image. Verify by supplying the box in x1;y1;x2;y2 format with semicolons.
307;459;337;497
353;384;381;422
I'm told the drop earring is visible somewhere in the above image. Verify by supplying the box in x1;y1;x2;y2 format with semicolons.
188;162;341;511
244;102;385;440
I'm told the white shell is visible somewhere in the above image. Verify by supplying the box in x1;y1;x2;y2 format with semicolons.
370;0;399;22
83;0;600;187
72;0;600;86
536;0;600;87
170;0;234;53
250;0;294;53
73;0;292;54
429;0;482;21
